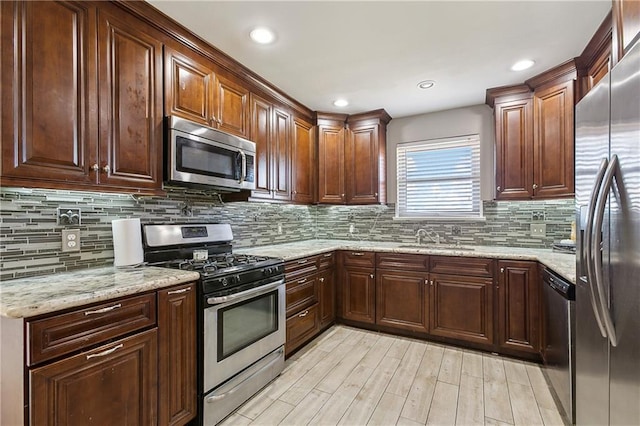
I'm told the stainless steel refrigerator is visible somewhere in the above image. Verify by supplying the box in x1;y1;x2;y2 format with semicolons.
575;39;640;425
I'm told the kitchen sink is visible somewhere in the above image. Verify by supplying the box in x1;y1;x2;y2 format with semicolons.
397;244;476;251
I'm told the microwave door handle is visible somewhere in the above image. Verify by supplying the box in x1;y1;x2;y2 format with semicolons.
238;150;247;184
592;154;619;347
585;157;609;339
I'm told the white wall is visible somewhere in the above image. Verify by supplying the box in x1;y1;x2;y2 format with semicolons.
386;104;495;204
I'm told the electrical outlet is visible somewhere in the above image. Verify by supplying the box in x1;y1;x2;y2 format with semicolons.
531;211;545;221
530;223;546;237
349;224;355;234
452;225;461;236
61;229;80;252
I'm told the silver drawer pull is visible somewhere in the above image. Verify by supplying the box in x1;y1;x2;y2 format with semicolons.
84;303;122;316
319;277;325;282
351;252;364;256
323;253;333;258
168;288;190;295
297;278;307;284
297;259;309;264
86;344;123;360
298;310;309;318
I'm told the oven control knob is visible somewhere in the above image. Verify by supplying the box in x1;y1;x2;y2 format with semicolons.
263;268;272;275
221;277;228;286
234;275;241;283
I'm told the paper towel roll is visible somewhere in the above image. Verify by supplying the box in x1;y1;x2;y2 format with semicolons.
112;218;143;267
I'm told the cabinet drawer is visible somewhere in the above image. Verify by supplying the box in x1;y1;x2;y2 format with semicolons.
285;256;318;279
376;253;429;271
429;256;494;278
285;303;319;356
286;275;318;316
318;252;335;270
341;250;375;268
27;293;157;366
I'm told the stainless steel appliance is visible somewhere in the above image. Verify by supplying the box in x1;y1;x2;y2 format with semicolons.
142;223;285;425
575;39;640;426
165;116;256;191
542;268;575;424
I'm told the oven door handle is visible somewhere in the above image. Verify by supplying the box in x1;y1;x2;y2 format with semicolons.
205;346;284;403
207;278;284;305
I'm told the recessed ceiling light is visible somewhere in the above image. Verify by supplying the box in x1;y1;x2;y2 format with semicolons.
333;99;349;107
417;80;436;89
511;59;535;71
249;27;275;45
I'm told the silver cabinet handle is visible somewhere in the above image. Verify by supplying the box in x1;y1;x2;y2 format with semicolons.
319;277;325;282
168;287;190;295
424;279;428;285
532;183;538;190
374;192;378;197
91;163;100;172
297;278;307;284
298;310;309;317
297;259;309;264
341;193;345;198
351;252;364;256
102;164;110;174
585;157;610;338
430;280;434;286
86;344;123;360
323;253;333;258
500;268;504;273
592;155;620;347
496;186;501;192
369;274;374;279
84;303;121;316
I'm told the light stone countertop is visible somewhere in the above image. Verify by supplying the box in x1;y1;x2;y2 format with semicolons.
235;239;576;284
0;266;200;319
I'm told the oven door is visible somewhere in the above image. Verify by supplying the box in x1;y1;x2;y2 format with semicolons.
203;279;285;391
168;128;255;190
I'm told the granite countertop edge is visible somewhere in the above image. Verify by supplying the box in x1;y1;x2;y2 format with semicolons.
0;266;200;319
235;239;576;284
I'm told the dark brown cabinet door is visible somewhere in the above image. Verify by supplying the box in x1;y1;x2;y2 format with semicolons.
340;266;376;324
165;46;215;127
613;0;640;64
1;1;97;186
497;261;540;354
249;93;273;199
376;270;429;333
533;80;574;198
429;274;494;346
97;7;163;190
317;120;346;204
286;303;320;356
272;107;291;200
158;283;197;426
30;329;158;426
494;97;534;200
291;117;315;204
318;268;336;328
215;75;250;138
345;123;380;204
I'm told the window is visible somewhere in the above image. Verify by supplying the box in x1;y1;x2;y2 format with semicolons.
396;135;481;219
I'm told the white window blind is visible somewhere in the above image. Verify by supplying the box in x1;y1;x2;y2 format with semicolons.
396;135;481;218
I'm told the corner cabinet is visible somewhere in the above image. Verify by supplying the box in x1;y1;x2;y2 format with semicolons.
1;1;164;193
317;110;391;205
488;61;576;200
497;260;540;355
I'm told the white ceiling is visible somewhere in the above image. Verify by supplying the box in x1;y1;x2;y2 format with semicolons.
148;1;611;118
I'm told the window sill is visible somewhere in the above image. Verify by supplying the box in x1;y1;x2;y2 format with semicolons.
392;216;487;222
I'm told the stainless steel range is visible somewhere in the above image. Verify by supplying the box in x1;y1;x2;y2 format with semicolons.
142;223;285;426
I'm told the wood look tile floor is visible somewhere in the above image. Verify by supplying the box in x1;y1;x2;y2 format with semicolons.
220;326;566;426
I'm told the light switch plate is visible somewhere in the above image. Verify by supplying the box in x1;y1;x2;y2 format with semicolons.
530;223;546;237
61;229;80;252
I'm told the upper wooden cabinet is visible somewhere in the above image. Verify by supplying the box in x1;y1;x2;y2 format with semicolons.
613;0;640;65
291;117;315;204
317;110;391;205
215;75;250;139
1;1;164;193
487;61;576;200
577;11;612;101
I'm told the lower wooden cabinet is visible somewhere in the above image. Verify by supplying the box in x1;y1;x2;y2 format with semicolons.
497;260;540;354
30;329;158;426
429;274;494;346
340;266;376;324
376;269;429;333
158;283;197;426
318;268;336;328
286;303;320;355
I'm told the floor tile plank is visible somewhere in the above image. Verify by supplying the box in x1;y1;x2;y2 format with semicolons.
367;392;406;426
386;341;428;397
503;359;529;386
250;399;295;425
456;374;484;425
426;381;459;425
483;380;514;424
461;350;484;378
508;382;544;426
438;348;463;385
280;389;332;426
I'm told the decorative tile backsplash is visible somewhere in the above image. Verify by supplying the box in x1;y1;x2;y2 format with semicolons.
0;187;574;280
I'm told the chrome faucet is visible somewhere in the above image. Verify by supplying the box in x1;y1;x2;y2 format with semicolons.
415;228;440;245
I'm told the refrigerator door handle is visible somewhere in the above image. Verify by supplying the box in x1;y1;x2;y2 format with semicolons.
592;154;619;347
585;157;610;338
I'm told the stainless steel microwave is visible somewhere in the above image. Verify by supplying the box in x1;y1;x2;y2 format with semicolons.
165;116;256;192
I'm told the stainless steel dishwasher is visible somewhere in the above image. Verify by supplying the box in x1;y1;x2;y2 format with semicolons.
542;267;576;424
